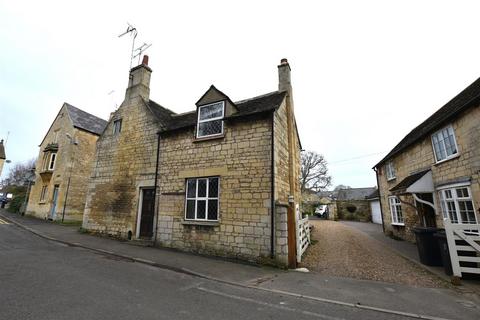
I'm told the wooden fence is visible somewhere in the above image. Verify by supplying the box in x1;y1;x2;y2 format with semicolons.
444;218;480;277
296;204;311;263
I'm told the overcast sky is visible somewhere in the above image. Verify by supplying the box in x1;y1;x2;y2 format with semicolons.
1;1;479;188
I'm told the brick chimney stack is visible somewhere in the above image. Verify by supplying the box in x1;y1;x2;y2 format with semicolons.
126;55;152;101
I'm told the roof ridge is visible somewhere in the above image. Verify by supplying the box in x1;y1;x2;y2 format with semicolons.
148;99;176;115
235;90;285;104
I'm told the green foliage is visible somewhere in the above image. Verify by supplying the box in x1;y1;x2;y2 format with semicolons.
7;194;25;213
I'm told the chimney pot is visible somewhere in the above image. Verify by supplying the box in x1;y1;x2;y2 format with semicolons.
280;58;288;65
142;55;149;66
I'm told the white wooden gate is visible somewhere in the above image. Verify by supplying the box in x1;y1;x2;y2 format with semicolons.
444;218;480;277
296;204;311;263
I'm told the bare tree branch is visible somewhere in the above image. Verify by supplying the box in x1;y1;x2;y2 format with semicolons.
300;151;331;193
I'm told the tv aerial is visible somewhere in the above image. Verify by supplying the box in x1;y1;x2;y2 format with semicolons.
118;23;152;70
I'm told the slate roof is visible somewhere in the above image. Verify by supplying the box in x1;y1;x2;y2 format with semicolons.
375;77;480;168
389;169;430;194
65;103;108;136
145;100;176;129
0;140;5;160
159;91;287;133
365;189;379;200
336;187;377;201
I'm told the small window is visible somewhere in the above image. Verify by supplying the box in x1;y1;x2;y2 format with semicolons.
42;153;49;171
185;177;219;221
48;153;57;171
431;125;458;162
438;185;477;224
113;119;122;135
389;196;404;225
385;161;396;181
40;186;48;202
196;101;224;138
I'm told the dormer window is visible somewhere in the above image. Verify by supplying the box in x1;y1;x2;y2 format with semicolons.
197;101;224;138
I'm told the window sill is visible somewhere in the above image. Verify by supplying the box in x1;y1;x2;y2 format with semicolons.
387;177;396;182
38;201;47;205
434;154;460;166
182;220;220;227
391;222;405;227
193;134;225;143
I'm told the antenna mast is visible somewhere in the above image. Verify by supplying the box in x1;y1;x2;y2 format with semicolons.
133;42;152;65
118;23;138;70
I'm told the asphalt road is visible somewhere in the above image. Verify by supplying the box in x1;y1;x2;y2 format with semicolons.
0;221;427;320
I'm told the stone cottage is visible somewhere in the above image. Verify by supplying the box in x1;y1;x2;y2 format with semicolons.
83;56;302;266
335;187;376;221
26;103;107;222
374;77;480;242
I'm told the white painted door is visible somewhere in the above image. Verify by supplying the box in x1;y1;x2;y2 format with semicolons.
370;200;382;224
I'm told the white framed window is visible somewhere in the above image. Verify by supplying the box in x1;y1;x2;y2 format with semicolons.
48;153;57;170
389;196;404;225
196;101;224;138
385;161;396;181
40;186;48;202
113;119;122;135
438;185;477;224
185;177;219;221
431;125;458;163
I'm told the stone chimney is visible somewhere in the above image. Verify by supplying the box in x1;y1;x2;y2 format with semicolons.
125;55;152;101
278;58;292;93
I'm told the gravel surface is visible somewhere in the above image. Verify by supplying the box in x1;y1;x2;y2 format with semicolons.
302;220;449;288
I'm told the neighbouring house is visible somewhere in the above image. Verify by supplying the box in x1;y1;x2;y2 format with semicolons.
0;139;5;177
83;57;302;266
302;189;321;215
373;78;480;242
335;187;376;222
366;189;382;225
26;103;107;222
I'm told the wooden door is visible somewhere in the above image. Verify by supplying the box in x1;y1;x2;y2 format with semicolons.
139;188;155;238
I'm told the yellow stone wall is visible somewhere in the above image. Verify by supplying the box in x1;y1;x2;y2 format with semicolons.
377;105;480;242
26;105;100;222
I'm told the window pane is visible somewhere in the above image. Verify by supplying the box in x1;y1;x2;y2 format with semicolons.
187;179;196;198
207;200;218;220
208;177;219;197
197;200;206;219
198;179;207;197
198;120;223;137
186;200;195;219
199;103;223;120
456;188;468;198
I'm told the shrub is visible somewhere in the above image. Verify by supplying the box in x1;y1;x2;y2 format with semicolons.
7;194;26;213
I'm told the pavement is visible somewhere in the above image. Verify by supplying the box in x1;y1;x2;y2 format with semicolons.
1;210;480;320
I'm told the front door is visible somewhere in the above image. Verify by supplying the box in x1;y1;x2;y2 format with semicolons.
139;188;155;238
50;185;59;220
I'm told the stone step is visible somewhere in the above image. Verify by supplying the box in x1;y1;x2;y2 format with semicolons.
128;239;154;247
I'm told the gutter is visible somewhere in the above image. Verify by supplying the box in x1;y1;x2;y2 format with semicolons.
374;168;385;233
153;132;161;245
270;112;275;259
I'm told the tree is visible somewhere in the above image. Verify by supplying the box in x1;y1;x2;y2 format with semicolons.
300;151;331;193
4;158;35;186
333;184;351;191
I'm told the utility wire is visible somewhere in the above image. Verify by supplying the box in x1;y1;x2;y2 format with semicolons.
328;151;386;165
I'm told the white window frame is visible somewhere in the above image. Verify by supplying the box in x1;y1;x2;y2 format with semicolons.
385;161;396;181
196;101;225;138
113;119;122;135
40;186;48;202
48;153;57;171
438;183;477;224
431;125;459;163
184;177;220;221
388;196;404;226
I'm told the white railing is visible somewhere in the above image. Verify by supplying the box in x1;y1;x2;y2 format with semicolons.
444;218;480;277
296;204;311;263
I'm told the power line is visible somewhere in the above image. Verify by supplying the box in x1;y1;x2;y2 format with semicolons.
328;151;386;165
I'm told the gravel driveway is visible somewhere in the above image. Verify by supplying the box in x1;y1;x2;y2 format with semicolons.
301;220;448;288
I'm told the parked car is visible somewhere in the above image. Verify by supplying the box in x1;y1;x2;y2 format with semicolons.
315;205;328;217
